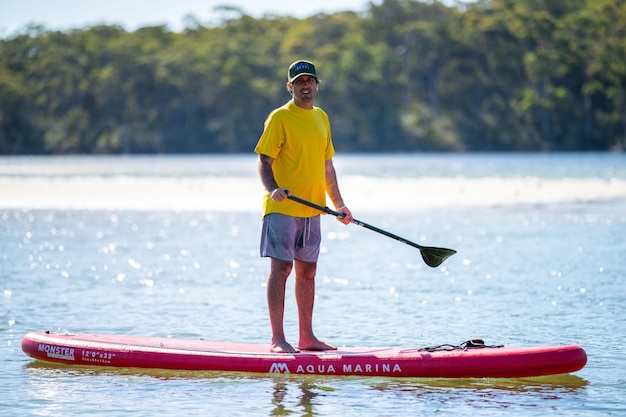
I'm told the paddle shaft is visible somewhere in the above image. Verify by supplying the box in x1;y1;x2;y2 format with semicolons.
287;194;456;267
287;195;427;250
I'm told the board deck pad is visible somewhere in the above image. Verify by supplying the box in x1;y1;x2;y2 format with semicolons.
22;332;587;378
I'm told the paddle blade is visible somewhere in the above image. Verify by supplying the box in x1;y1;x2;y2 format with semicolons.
420;247;457;268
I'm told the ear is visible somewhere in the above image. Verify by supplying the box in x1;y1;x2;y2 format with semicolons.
286;81;293;94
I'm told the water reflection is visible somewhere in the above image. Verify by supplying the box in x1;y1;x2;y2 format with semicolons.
370;373;588;393
25;362;588;416
270;379;321;417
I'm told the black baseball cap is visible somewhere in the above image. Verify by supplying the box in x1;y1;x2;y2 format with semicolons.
288;60;317;82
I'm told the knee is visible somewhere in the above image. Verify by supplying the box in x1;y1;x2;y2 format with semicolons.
271;259;293;279
299;272;316;281
296;262;317;280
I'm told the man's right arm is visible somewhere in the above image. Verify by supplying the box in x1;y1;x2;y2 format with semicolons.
258;154;288;202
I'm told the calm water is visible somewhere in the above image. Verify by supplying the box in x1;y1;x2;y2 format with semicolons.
2;154;625;416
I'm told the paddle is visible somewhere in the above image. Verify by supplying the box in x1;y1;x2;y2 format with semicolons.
287;194;457;268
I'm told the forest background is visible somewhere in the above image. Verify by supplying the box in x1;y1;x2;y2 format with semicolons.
1;0;624;154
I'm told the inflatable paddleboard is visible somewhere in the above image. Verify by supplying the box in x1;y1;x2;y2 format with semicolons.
22;332;586;378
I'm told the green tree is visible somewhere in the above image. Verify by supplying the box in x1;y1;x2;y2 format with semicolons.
1;0;624;154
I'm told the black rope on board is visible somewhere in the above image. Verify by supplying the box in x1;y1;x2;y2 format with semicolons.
419;339;504;352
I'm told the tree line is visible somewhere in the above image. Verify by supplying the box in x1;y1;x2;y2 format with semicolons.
0;0;624;154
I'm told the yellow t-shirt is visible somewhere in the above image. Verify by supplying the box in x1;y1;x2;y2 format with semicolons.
255;100;335;218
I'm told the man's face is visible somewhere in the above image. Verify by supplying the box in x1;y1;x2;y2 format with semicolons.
289;75;318;108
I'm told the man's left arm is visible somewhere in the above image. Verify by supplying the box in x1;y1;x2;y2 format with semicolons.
325;159;352;224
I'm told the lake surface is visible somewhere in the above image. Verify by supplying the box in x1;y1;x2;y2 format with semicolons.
2;153;625;416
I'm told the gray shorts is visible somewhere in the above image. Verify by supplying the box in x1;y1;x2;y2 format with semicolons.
260;213;321;263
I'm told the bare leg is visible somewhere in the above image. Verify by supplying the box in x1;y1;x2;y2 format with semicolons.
295;260;336;351
267;258;299;353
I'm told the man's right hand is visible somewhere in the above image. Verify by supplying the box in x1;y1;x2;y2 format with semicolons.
270;188;289;202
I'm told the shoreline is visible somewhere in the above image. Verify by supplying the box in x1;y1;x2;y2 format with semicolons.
2;176;625;212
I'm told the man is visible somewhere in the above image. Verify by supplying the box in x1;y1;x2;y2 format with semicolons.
255;59;353;353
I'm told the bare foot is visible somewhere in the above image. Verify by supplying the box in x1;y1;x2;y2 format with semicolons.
270;339;300;353
298;338;337;351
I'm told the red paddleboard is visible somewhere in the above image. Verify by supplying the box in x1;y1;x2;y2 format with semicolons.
22;331;587;378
